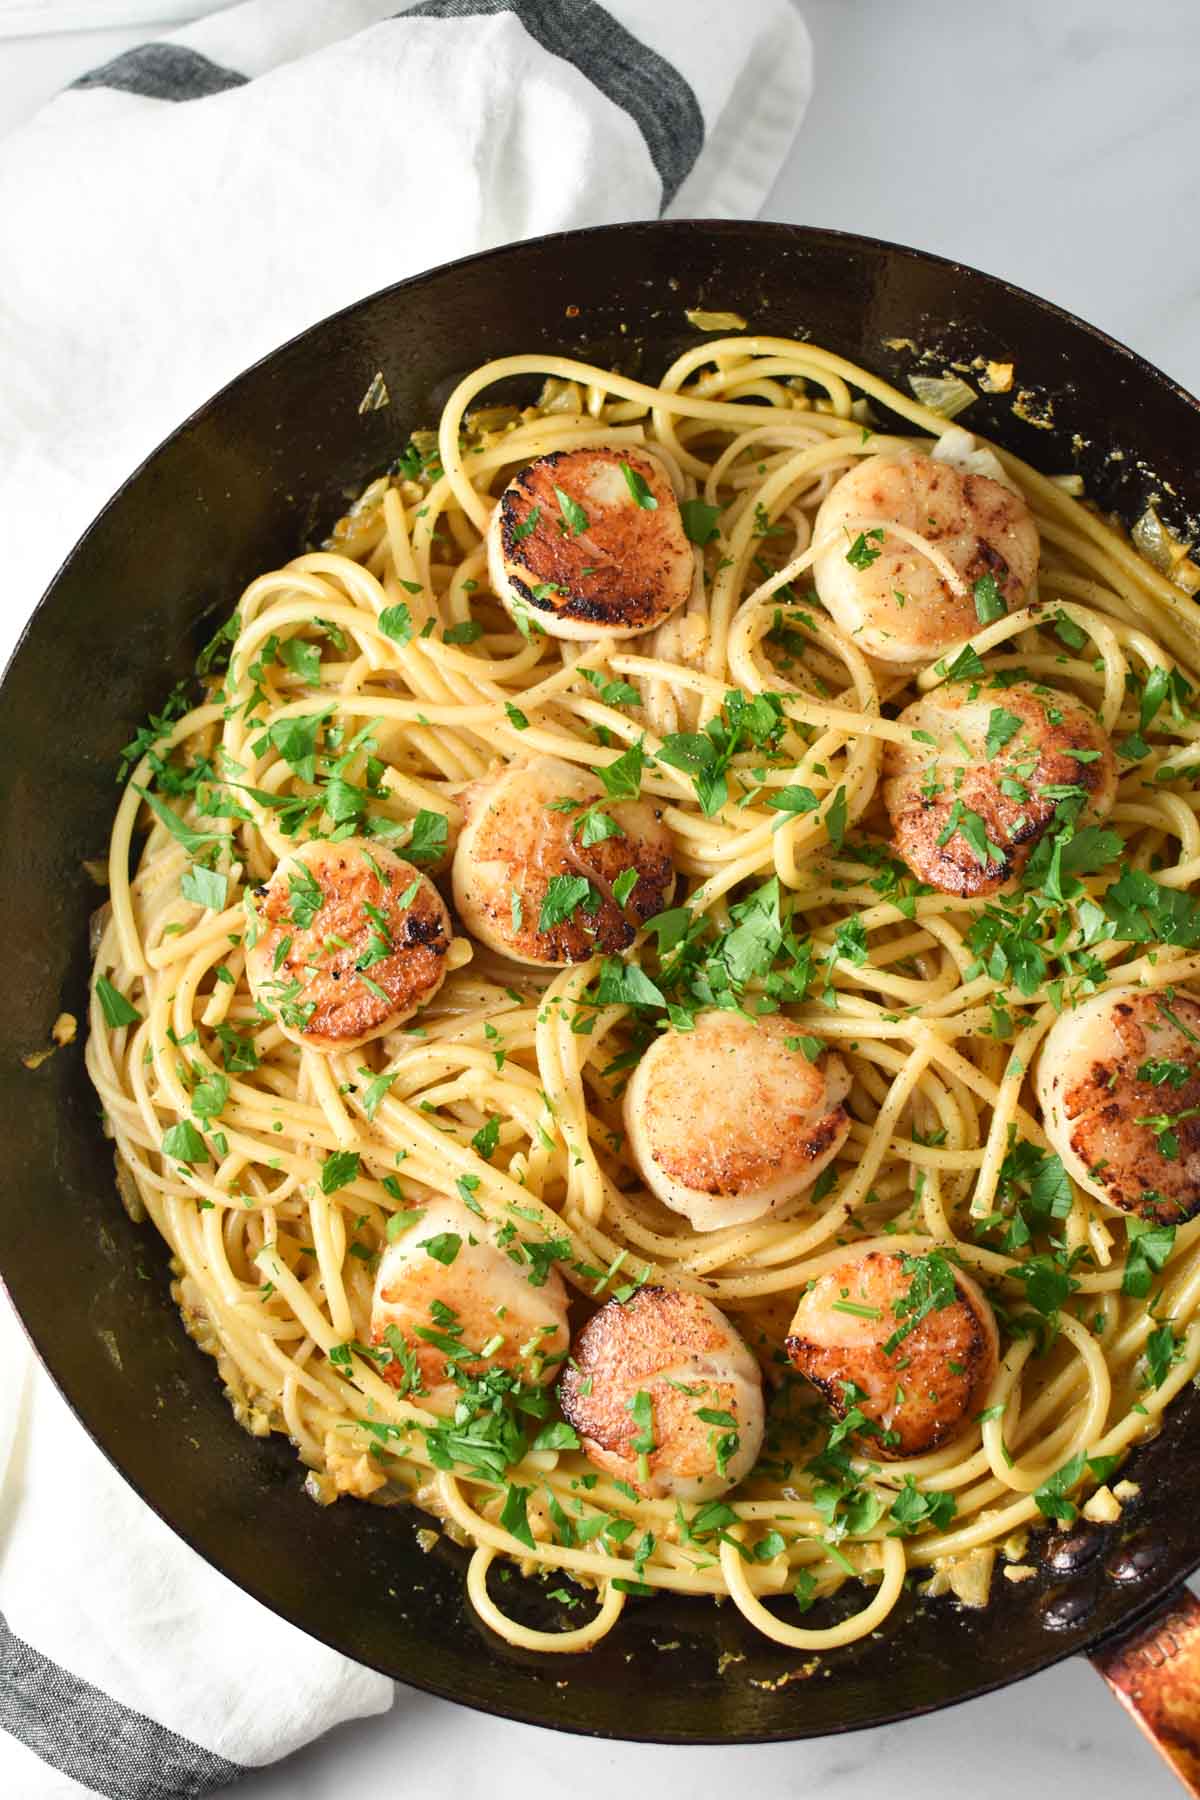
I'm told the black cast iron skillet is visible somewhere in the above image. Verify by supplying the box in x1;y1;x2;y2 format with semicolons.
4;221;1200;1768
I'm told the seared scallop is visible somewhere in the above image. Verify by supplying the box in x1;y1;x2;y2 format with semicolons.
370;1194;570;1412
883;680;1117;897
451;753;674;966
812;449;1040;665
786;1250;999;1458
1037;988;1200;1223
487;445;693;640
623;1012;851;1231
245;837;451;1052
559;1287;765;1502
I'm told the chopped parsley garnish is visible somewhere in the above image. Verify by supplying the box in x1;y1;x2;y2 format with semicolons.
379;603;414;644
162;1120;207;1164
845;528;884;569
657;691;784;816
596;738;646;800
320;1150;361;1194
972;572;1007;624
443;620;483;646
360;1068;398;1121
882;1250;957;1356
593;957;665;1009
887;1476;957;1537
538;874;595;934
419;1232;462;1266
95;976;141;1029
471;1115;500;1159
581;668;641;708
285;863;323;929
278;637;321;685
553;485;588;536
405;809;448;864
619;462;658;509
680;497;722;545
181;864;229;912
765;784;820;818
984;707;1023;758
1122;1220;1176;1298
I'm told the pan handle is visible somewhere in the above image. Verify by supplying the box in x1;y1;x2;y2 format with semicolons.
1091;1584;1200;1794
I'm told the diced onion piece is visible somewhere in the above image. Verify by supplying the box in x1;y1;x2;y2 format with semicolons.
536;377;584;415
1132;504;1200;594
931;425;1014;492
357;371;390;414
909;372;977;419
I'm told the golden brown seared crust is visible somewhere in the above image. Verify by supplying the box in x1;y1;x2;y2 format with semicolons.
559;1287;762;1496
496;447;690;632
453;758;675;966
1053;993;1200;1223
883;680;1116;898
637;1013;849;1197
785;1251;999;1459
252;841;449;1049
812;452;1041;664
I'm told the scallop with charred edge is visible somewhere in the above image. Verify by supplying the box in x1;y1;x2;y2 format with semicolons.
812;449;1040;664
786;1250;999;1458
487;445;693;640
370;1194;570;1414
883;680;1117;898
1037;988;1200;1223
623;1011;852;1231
451;753;674;966
245;837;451;1051
559;1287;765;1502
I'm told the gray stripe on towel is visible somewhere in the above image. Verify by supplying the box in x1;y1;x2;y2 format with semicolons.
0;1613;242;1800
71;44;248;102
405;0;704;208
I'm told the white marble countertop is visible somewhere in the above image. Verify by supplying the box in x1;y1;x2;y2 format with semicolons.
1;2;1197;1796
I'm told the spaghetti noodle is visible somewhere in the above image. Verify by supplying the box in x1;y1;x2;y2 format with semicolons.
86;336;1200;1656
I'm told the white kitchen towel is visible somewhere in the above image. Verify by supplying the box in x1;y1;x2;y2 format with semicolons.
0;0;812;675
0;3;812;1795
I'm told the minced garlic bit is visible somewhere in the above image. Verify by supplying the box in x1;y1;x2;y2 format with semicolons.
1113;1479;1142;1503
980;360;1014;394
1082;1485;1122;1524
323;1430;387;1500
1011;388;1055;429
749;1661;820;1689
1003;1564;1036;1584
22;1014;77;1069
925;1546;995;1607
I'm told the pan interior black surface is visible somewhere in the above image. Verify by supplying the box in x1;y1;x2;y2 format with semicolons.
3;220;1200;1742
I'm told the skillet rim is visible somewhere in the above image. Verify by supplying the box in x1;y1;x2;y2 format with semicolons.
4;216;1200;1743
